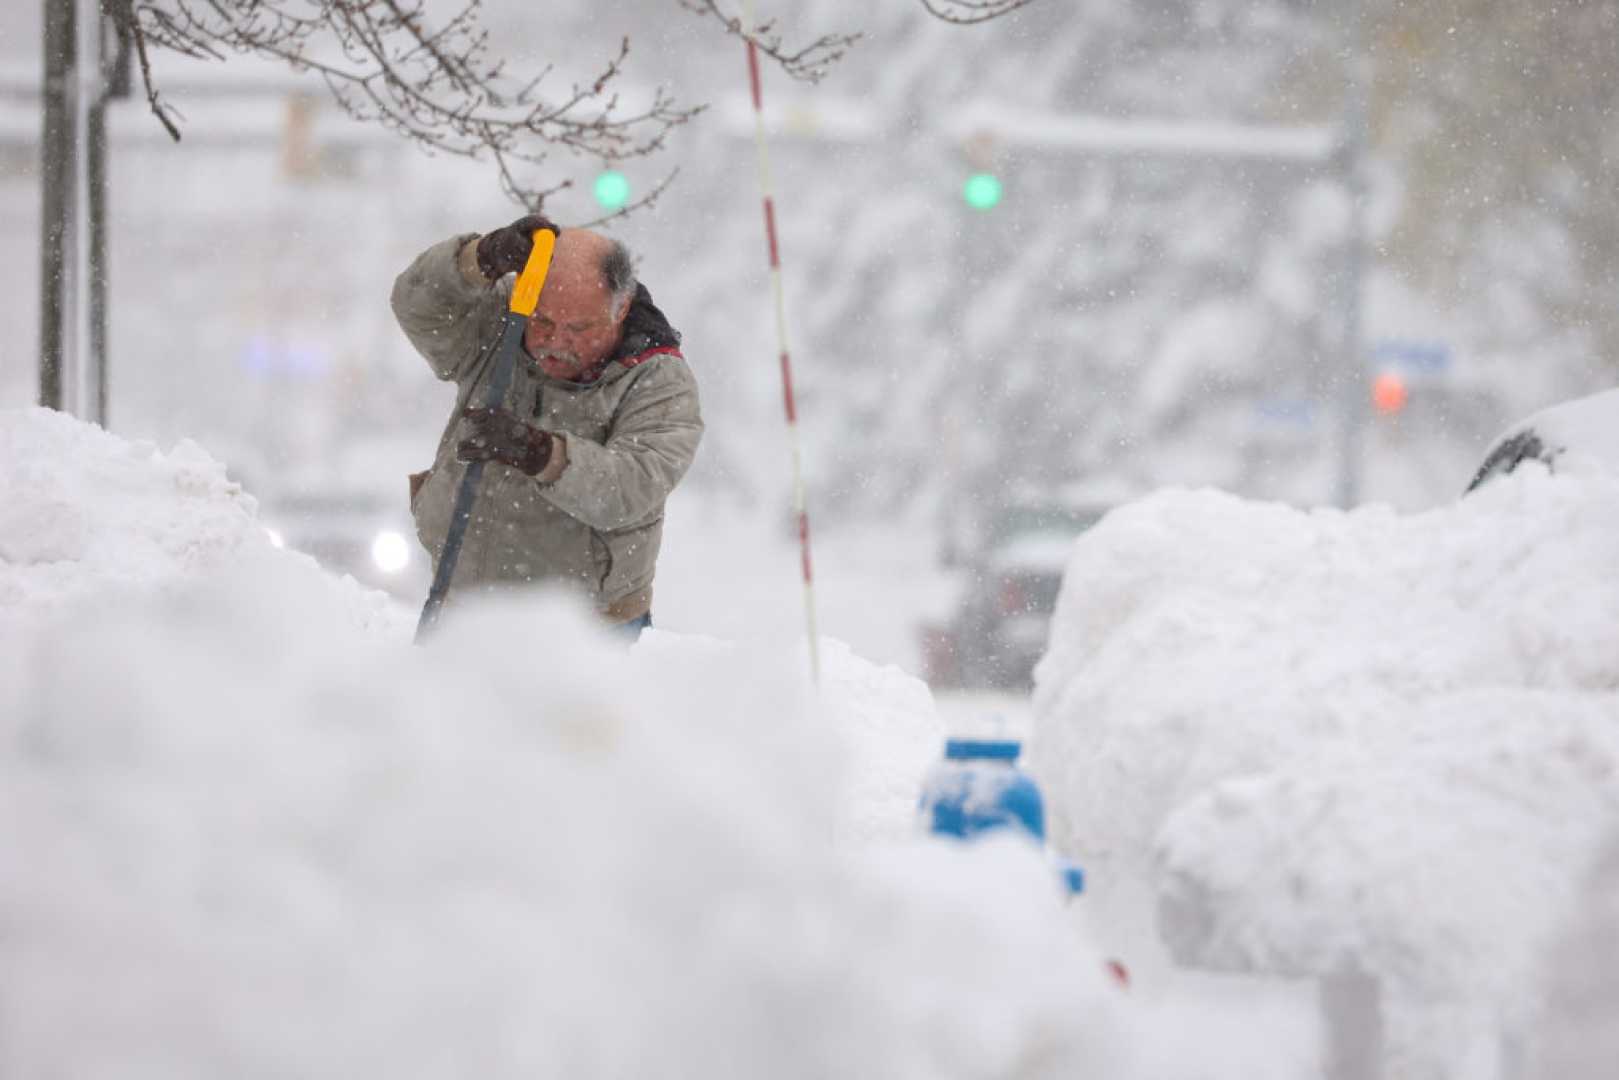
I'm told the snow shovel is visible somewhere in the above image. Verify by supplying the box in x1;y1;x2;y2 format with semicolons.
415;227;557;641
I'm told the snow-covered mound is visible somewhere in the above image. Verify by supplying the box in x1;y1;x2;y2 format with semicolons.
1468;385;1619;491
0;406;408;638
1;407;1147;1077
1030;469;1619;1074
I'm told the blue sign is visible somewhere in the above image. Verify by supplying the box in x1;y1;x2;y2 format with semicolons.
1254;398;1317;427
1372;340;1451;374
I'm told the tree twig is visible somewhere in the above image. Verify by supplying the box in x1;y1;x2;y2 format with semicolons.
676;0;860;83
106;0;184;141
123;0;702;210
918;0;1038;24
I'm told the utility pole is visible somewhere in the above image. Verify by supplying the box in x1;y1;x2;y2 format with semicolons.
40;0;78;412
1333;34;1372;509
38;0;129;423
88;4;132;427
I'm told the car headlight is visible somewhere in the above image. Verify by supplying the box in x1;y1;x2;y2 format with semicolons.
264;526;286;549
371;530;411;574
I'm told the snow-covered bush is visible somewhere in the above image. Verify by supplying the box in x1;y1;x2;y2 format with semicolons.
1031;467;1619;1076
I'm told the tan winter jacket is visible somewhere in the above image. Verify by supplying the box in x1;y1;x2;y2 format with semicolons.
392;234;702;622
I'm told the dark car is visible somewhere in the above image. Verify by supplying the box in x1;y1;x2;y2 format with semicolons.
923;498;1112;691
1466;386;1619;492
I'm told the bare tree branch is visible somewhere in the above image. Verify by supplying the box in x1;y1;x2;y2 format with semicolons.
105;0;185;140
577;167;681;229
918;0;1039;24
113;0;703;212
105;0;1022;214
677;1;861;83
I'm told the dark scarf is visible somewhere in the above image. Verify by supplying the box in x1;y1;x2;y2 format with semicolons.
609;283;682;363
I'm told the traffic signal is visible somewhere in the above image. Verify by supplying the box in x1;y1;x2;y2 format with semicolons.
962;172;1003;211
1372;372;1409;415
593;170;630;212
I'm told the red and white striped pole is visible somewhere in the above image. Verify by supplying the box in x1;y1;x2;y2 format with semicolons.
742;0;821;685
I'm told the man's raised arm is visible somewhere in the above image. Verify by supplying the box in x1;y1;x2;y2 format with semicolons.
389;234;506;383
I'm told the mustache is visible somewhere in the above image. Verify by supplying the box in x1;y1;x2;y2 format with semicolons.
529;346;580;364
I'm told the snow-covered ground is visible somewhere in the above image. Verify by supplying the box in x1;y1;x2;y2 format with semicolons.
655;496;955;674
1031;458;1619;1077
5;406;1324;1078
32;398;1619;1077
1533;827;1619;1078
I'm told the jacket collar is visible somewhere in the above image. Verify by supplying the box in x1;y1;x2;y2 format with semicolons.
609;283;681;364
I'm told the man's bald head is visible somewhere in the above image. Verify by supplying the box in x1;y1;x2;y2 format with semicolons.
524;228;637;382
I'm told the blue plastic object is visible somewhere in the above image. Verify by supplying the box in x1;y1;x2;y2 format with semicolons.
1057;859;1086;897
944;738;1022;762
921;738;1046;842
921;738;1090;898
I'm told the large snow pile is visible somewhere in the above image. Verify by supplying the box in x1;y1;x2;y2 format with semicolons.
0;407;1147;1078
1031;464;1619;1076
0;405;408;639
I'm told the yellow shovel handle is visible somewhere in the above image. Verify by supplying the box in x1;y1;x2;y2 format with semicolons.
508;228;557;317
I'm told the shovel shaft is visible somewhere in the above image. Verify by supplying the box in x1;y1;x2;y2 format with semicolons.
415;313;527;640
414;228;556;641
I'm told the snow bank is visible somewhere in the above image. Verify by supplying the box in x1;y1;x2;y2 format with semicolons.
0;405;408;639
1031;467;1619;1074
0;407;1140;1078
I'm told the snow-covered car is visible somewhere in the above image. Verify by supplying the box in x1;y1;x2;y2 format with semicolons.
1466;385;1619;491
923;498;1111;691
260;486;426;600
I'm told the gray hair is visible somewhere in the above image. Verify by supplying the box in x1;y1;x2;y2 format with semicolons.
601;239;637;317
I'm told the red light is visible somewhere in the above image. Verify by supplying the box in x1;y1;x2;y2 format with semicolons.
998;579;1027;616
1372;372;1408;415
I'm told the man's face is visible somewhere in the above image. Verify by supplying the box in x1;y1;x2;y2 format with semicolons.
523;242;626;381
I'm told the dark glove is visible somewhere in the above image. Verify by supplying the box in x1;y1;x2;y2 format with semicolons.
475;213;560;280
457;407;555;476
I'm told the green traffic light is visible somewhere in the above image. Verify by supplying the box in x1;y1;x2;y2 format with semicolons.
594;170;631;211
963;172;1002;211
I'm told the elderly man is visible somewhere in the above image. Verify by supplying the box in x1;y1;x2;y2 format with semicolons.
392;214;702;634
